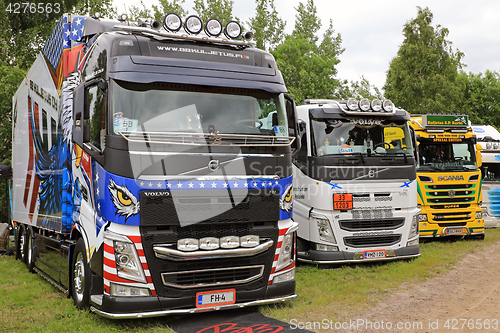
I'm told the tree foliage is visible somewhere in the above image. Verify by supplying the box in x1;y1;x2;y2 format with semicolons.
192;0;236;24
152;0;188;22
384;6;464;114
457;71;500;128
247;0;285;51
272;0;344;104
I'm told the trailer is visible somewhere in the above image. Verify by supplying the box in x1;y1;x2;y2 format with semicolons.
11;13;300;318
410;114;485;238
287;99;420;265
472;124;500;227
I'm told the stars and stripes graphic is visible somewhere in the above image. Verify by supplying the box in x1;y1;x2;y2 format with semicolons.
69;16;86;41
42;16;66;71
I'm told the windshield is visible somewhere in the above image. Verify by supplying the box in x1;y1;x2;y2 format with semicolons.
111;80;288;136
310;118;414;157
418;142;476;171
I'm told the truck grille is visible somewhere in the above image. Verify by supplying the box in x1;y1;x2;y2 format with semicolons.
140;223;278;297
161;265;264;289
140;189;279;226
339;218;404;231
344;235;401;248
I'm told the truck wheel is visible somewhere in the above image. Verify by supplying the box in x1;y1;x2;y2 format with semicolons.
26;227;36;273
72;238;91;309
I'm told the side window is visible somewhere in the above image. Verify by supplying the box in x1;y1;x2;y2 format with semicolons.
86;85;106;150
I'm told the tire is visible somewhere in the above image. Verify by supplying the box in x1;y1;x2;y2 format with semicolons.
25;227;36;273
71;238;91;310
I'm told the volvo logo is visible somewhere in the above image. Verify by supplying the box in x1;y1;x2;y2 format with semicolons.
448;190;456;199
208;159;220;172
144;192;170;197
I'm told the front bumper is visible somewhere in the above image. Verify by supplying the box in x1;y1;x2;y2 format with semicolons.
420;219;485;237
90;281;296;319
297;245;420;264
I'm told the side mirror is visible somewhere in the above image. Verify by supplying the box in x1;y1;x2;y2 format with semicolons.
409;125;419;166
0;163;12;179
476;143;482;168
285;94;301;157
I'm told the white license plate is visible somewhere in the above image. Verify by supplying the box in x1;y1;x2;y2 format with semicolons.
196;289;235;308
446;228;464;235
363;250;386;259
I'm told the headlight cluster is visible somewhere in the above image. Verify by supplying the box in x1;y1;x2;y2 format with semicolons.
114;240;147;283
177;235;260;252
409;214;419;238
163;13;242;39
312;213;336;243
344;98;395;114
485;142;500;150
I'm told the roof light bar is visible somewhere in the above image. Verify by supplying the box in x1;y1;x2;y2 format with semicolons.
163;13;182;32
224;20;242;39
335;98;398;116
184;15;203;34
205;18;222;37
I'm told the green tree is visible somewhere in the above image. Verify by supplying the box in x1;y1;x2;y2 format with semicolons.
272;0;344;104
457;70;500;128
152;0;188;22
384;6;464;114
192;0;236;24
348;76;384;100
247;0;285;51
125;0;152;22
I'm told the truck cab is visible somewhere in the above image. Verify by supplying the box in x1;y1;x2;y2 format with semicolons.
410;114;485;238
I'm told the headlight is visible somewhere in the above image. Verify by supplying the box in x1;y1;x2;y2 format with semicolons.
476;211;483;219
275;228;295;272
113;240;147;283
409;214;419;238
418;214;427;222
312;213;336;243
486;142;492;149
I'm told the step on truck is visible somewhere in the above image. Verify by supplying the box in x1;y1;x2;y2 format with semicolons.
289;98;420;265
11;13;301;318
410;114;485;238
472;124;500;227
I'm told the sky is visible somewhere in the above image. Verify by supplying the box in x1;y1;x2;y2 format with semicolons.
117;0;500;90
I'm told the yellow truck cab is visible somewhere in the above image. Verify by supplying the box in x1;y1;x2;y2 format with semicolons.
410;114;485;239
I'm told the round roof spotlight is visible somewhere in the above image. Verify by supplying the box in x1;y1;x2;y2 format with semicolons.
205;18;222;37
346;98;358;111
359;98;371;112
224;20;242;39
371;99;382;112
119;14;128;22
184;15;203;34
382;99;394;112
163;13;182;32
92;12;101;20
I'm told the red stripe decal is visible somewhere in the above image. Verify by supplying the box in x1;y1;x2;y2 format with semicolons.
23;96;34;207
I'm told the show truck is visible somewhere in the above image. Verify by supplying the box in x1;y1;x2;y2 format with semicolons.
410;114;485;238
472;124;500;227
11;13;300;318
287;98;420;265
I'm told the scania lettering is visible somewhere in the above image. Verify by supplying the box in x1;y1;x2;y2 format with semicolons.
286;98;420;265
11;13;301;318
472;124;500;227
410;114;485;238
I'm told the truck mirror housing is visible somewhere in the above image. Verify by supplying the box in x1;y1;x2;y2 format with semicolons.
285;94;301;156
476;144;482;168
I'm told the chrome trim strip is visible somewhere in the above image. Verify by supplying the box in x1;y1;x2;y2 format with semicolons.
138;175;280;181
298;253;421;265
153;239;274;261
119;131;295;147
129;151;284;158
90;294;297;319
161;265;265;289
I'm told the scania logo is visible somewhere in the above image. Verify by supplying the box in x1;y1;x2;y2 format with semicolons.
444;204;459;209
448;190;456;199
208;159;220;172
438;175;464;181
144;192;170;197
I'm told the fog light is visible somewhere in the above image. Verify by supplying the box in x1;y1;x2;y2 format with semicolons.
407;239;419;247
422;223;427;228
110;283;150;297
315;243;338;252
273;268;294;284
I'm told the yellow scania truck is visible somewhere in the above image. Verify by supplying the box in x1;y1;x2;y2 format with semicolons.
410;114;485;239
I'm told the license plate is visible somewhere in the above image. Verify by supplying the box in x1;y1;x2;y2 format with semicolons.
446;228;464;235
196;289;235;308
363;250;386;259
